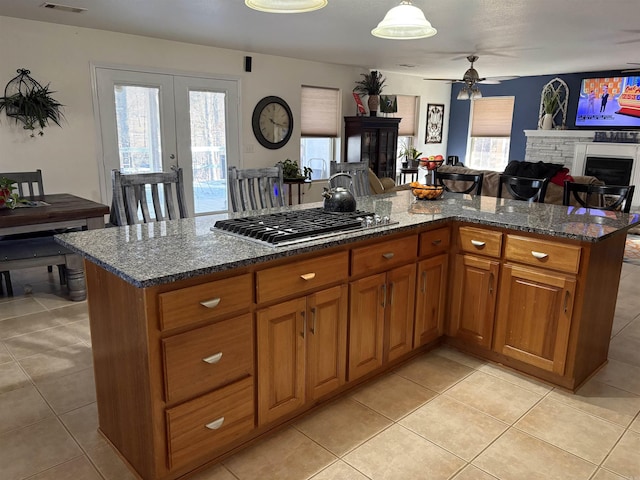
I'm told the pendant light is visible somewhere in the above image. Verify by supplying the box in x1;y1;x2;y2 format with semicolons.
245;0;327;13
371;1;437;40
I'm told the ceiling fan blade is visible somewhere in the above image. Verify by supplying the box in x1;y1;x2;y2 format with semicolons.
422;78;458;83
621;68;640;73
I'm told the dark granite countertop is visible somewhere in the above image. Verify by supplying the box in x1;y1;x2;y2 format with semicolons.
56;190;640;288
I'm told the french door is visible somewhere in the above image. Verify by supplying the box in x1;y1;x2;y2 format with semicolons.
94;67;240;215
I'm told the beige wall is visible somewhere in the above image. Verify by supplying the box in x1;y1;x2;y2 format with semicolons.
0;15;450;205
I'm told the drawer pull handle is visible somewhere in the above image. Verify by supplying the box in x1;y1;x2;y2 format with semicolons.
202;352;223;364
531;251;549;259
471;240;485;247
382;252;395;259
200;298;221;309
205;417;225;430
300;272;316;281
432;239;442;246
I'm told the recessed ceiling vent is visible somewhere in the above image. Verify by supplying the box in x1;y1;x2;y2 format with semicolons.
40;3;87;13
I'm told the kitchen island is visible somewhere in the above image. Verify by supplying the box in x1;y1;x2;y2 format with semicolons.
57;191;640;480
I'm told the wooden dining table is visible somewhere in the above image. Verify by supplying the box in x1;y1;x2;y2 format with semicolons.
0;193;110;301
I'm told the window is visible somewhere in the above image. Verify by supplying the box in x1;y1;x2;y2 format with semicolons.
467;96;515;171
300;86;340;180
394;95;418;170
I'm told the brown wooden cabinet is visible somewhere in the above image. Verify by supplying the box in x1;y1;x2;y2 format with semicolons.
414;227;450;348
414;254;448;347
256;287;347;425
348;235;418;381
344;116;400;179
494;264;575;375
450;253;500;349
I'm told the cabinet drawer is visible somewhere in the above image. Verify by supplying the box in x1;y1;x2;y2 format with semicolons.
505;235;581;274
162;313;253;404
351;235;418;277
419;227;450;257
166;377;254;469
458;227;502;258
158;274;252;331
256;251;348;304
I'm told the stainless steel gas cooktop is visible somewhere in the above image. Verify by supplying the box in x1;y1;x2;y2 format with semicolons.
212;207;396;247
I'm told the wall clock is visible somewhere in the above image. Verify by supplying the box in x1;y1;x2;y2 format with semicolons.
252;96;293;149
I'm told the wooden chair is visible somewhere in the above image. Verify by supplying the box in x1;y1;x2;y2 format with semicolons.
228;166;285;212
498;174;549;203
0;169;65;296
110;168;189;225
0;169;44;197
563;181;635;213
436;171;484;195
329;161;371;196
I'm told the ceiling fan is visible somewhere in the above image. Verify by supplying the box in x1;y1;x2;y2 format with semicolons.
424;55;515;99
622;62;640;73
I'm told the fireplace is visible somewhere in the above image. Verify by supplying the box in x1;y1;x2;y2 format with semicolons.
584;156;633;186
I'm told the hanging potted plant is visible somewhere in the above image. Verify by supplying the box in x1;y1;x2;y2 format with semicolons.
0;69;65;137
353;70;387;116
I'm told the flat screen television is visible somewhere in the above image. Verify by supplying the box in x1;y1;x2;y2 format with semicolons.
575;76;640;128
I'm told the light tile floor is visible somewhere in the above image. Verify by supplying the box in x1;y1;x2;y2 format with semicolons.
1;264;640;480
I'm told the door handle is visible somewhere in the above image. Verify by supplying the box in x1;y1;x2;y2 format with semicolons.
202;352;223;364
205;417;225;430
301;311;306;339
489;272;494;295
310;307;316;334
200;298;221;309
389;282;394;306
381;284;386;308
421;271;427;293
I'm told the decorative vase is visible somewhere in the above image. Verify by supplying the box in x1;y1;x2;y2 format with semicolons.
368;95;379;116
541;113;553;130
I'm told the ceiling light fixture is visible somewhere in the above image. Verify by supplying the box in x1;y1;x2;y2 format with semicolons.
456;85;482;101
245;0;327;13
371;1;437;40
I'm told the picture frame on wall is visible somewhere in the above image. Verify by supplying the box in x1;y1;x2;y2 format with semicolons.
425;103;444;143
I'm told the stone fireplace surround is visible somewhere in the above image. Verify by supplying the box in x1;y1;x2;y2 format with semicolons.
524;130;640;206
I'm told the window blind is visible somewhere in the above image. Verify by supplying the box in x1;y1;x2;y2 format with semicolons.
470;97;515;137
301;86;340;137
396;95;417;136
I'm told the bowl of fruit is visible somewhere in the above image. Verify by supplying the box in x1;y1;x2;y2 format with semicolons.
418;155;444;170
410;182;445;200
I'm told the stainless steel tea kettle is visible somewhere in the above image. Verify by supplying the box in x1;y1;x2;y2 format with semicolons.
322;173;357;212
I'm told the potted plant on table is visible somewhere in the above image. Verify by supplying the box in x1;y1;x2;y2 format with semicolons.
353;70;387;116
0;177;20;209
276;159;312;180
398;142;422;168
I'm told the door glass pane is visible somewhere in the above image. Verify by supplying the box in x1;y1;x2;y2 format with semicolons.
189;90;228;214
114;85;162;174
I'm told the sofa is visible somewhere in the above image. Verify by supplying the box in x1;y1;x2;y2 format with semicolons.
436;164;604;205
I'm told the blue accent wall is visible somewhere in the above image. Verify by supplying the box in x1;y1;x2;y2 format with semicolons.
446;69;631;164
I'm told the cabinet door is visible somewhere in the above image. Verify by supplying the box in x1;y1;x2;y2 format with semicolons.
494;264;575;375
450;254;500;349
257;298;306;425
385;263;417;362
377;128;398;179
361;129;378;167
306;285;348;401
414;254;448;347
348;273;386;381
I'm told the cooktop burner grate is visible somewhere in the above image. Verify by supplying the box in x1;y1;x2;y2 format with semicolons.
212;207;393;246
